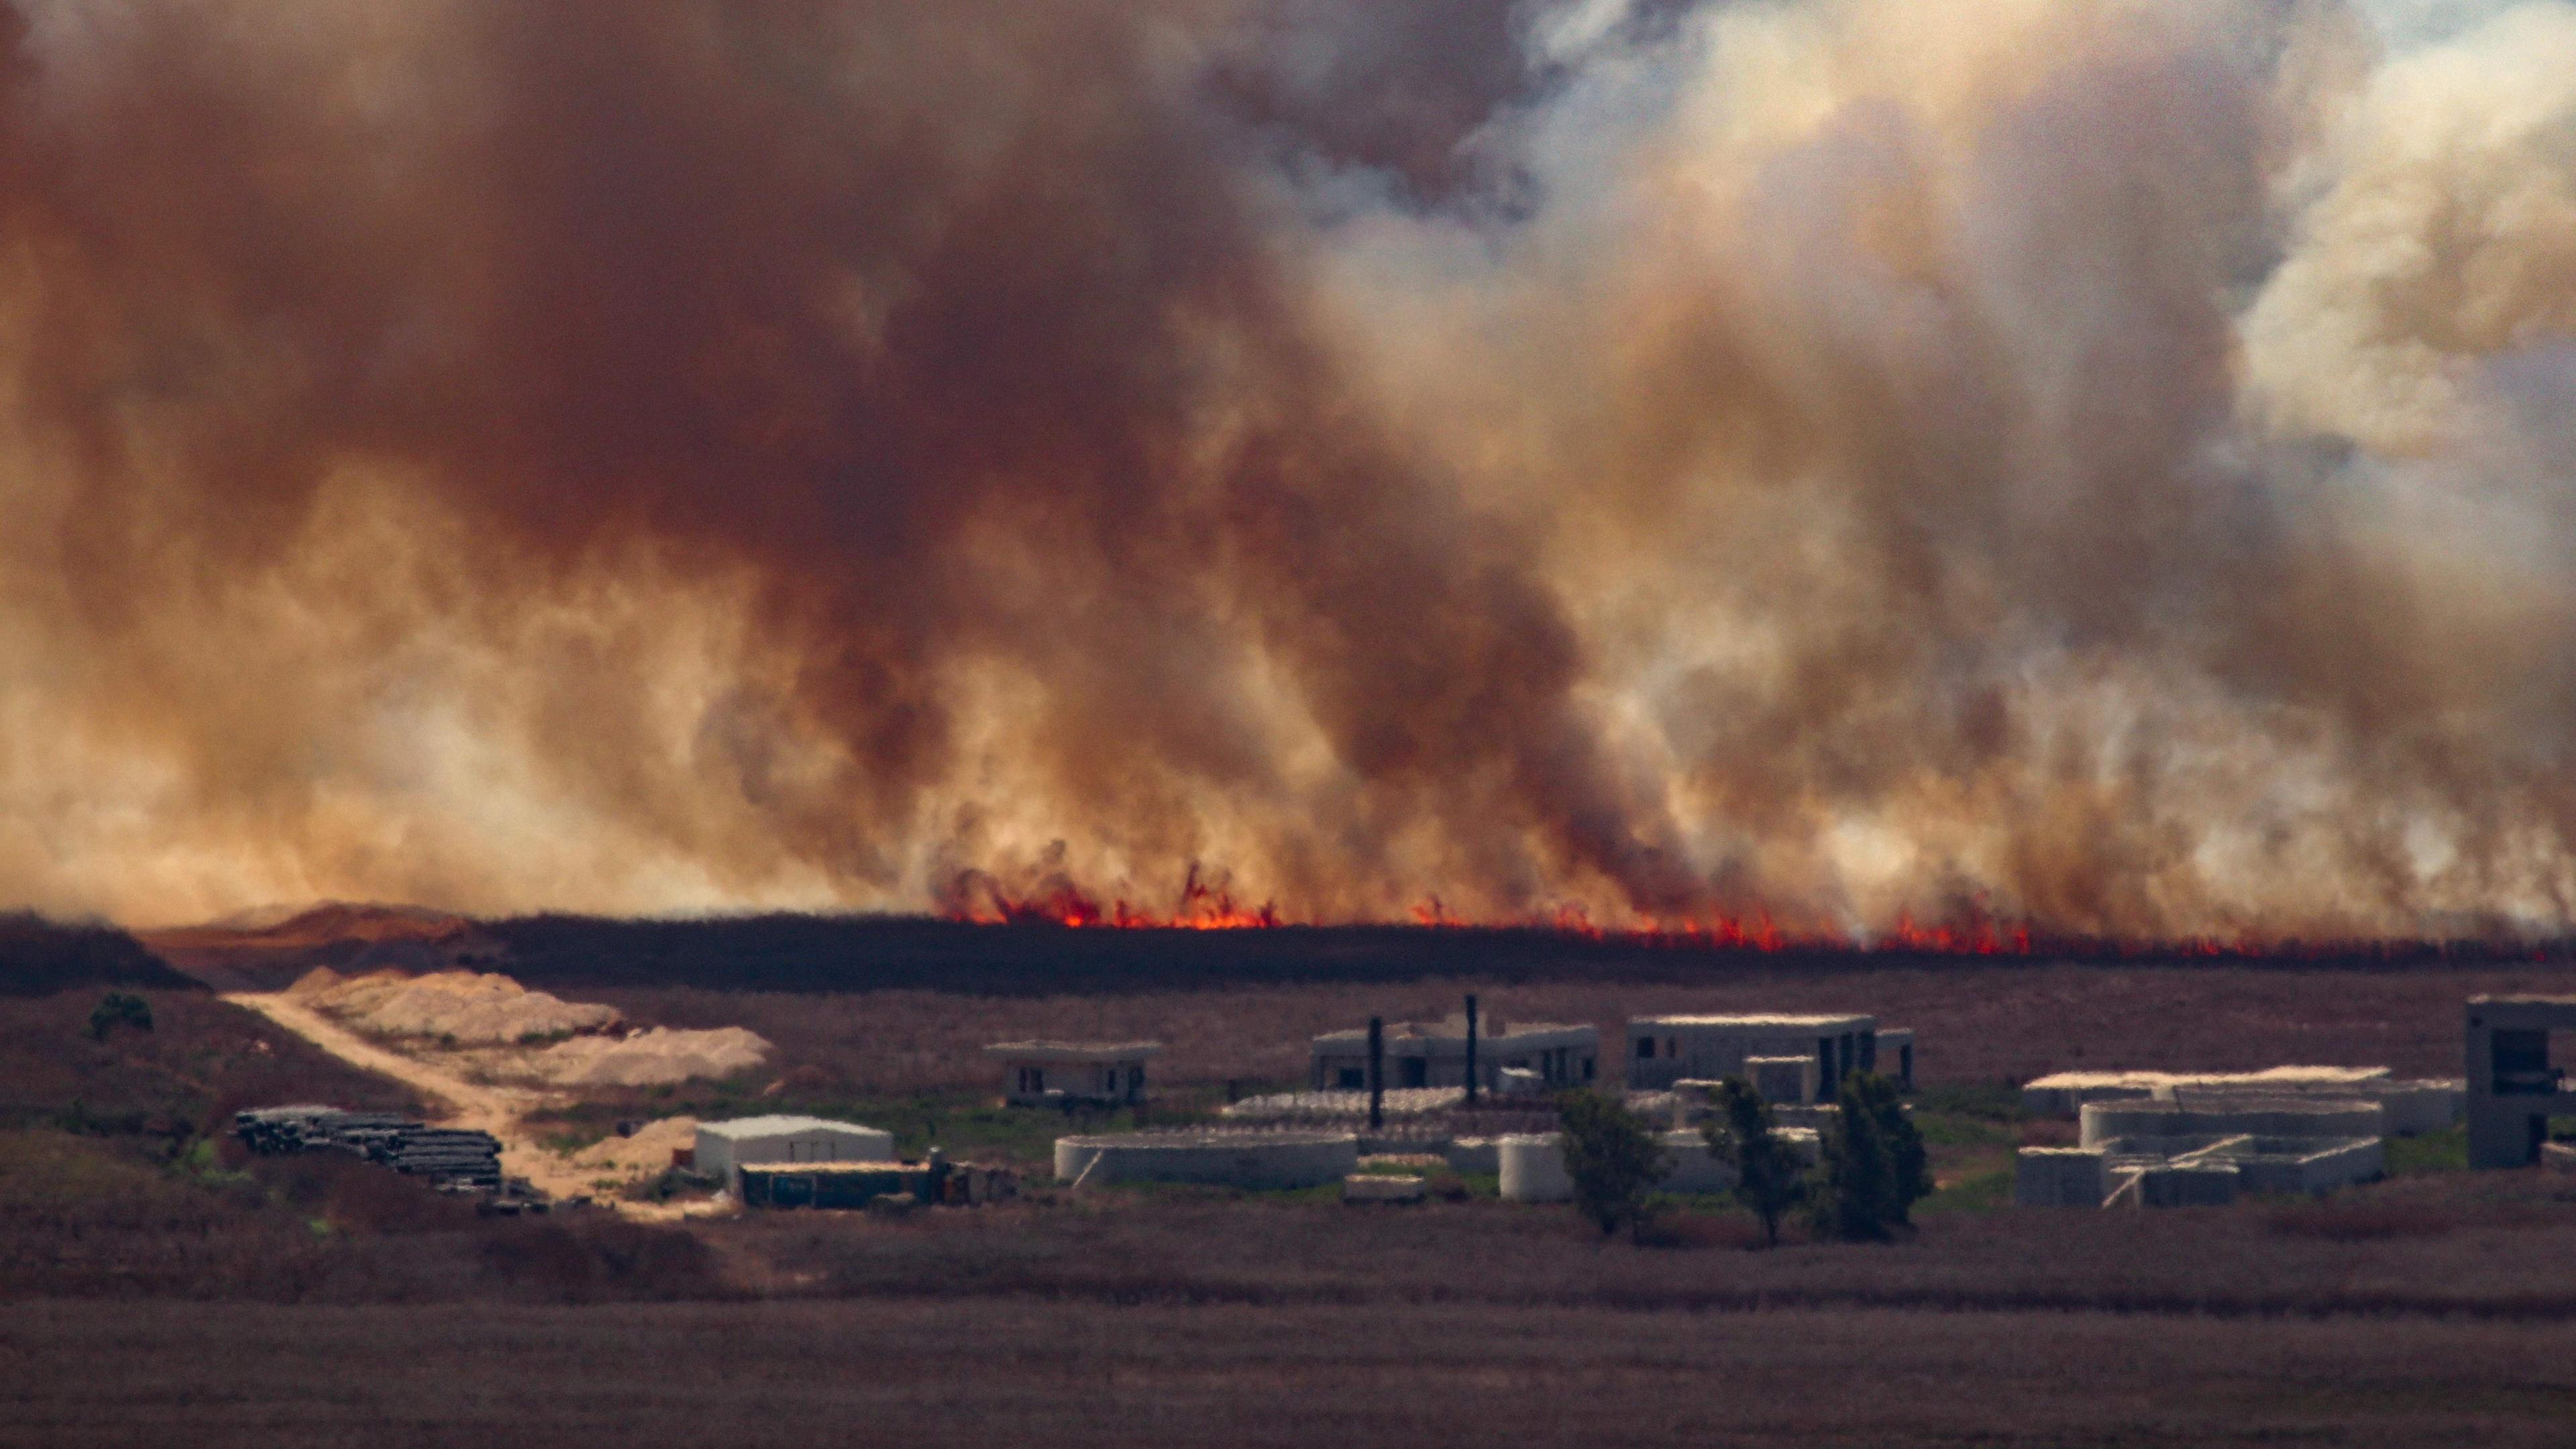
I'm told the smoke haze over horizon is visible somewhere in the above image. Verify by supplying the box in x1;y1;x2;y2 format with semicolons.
5;0;2576;939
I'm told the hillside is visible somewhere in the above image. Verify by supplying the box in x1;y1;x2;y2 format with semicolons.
0;914;201;997
140;903;502;992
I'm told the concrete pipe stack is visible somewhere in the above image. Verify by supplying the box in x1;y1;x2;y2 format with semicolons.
233;1106;504;1192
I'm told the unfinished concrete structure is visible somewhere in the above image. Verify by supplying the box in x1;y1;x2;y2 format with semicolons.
1308;1014;1597;1092
985;1040;1162;1107
2021;1066;2463;1134
2016;1098;2385;1208
1054;1129;1358;1190
1625;1014;1913;1097
694;1116;895;1187
2466;996;2576;1169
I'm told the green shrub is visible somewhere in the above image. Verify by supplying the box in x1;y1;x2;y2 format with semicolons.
1557;1089;1670;1241
1809;1072;1929;1241
1703;1077;1803;1247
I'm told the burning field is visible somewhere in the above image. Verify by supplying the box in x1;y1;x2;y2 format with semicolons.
0;1;2572;949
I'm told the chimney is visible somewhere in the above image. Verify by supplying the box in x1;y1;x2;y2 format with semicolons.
1464;994;1479;1105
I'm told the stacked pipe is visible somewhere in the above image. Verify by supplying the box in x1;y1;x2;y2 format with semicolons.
232;1106;504;1191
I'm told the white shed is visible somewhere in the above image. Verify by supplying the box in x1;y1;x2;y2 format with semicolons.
694;1115;895;1186
985;1040;1163;1106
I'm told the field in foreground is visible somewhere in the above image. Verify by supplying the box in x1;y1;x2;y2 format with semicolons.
8;1297;2576;1448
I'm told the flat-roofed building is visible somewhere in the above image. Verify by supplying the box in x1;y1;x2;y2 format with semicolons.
1307;1014;1597;1093
984;1040;1162;1107
1627;1013;1909;1098
2466;996;2576;1169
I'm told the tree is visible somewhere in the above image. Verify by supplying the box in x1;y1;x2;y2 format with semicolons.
1808;1071;1928;1240
1857;1072;1931;1226
1703;1077;1803;1246
88;991;152;1042
1557;1089;1670;1240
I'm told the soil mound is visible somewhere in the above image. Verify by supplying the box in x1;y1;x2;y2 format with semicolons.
289;967;621;1044
566;1117;699;1179
531;1028;771;1088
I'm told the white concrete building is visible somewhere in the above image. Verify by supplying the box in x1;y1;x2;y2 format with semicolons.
2020;1066;2463;1135
985;1040;1162;1107
1627;1014;1911;1097
1308;1014;1598;1093
694;1116;896;1187
2016;1097;2387;1209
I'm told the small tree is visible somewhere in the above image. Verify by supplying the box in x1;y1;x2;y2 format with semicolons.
1856;1072;1930;1226
1703;1077;1803;1246
88;991;152;1042
1557;1089;1670;1240
1808;1071;1927;1240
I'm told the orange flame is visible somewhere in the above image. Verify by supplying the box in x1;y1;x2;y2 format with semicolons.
941;871;2528;961
949;864;1281;930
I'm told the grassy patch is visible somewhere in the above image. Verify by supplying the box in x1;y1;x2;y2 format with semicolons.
1912;1110;2017;1148
2387;1128;2467;1177
1908;1081;2025;1122
1917;1167;2014;1215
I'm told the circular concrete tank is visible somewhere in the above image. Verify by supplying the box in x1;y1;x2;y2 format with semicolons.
1497;1133;1572;1203
1054;1130;1357;1190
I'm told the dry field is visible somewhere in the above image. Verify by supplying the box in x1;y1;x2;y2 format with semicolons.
0;989;420;1134
5;1296;2575;1448
593;959;2576;1095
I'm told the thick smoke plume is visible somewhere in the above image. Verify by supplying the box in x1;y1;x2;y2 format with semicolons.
2;0;2573;939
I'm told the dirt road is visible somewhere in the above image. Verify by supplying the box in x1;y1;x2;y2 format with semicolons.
223;991;702;1212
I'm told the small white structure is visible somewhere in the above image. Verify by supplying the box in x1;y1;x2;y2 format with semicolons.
1309;1014;1598;1093
1497;1134;1576;1203
2015;1146;2110;1208
693;1116;895;1187
1443;1137;1504;1175
1627;1014;1911;1097
985;1040;1162;1107
1342;1174;1428;1204
1054;1130;1357;1190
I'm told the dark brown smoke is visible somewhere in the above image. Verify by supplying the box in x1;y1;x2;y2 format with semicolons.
0;0;2571;939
